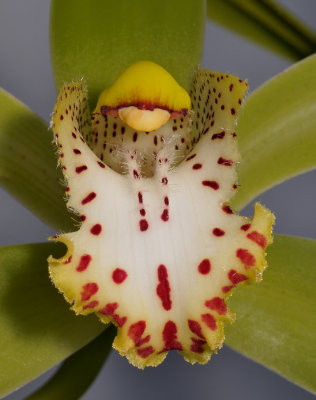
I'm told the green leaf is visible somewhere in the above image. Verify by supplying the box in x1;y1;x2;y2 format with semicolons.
50;0;205;109
0;242;105;398
0;89;75;231
226;235;316;393
233;54;316;210
207;0;316;61
26;327;115;400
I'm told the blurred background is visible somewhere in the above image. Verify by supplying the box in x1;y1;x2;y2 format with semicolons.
1;0;315;399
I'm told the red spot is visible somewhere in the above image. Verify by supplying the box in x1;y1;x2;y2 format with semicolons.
81;192;96;205
231;108;236;115
161;209;169;222
228;269;248;284
112;268;127;284
212;131;225;140
60;115;64;120
128;321;150;346
161;321;183;351
156;264;172;310
162;177;168;185
99;302;127;327
63;255;72;264
76;165;88;174
72;132;77;139
139;219;149;231
80;215;86;221
90;223;102;235
233;184;238;189
236;248;256;268
201;313;217;330
186;154;196;161
140;208;146;216
241;223;251;231
229;83;234;91
81;282;98;301
138;192;143;204
76;254;92;272
222;285;234;293
164;196;169;206
247;231;267;248
222;205;233;214
133;169;139;179
97;161;105;168
202;180;219;190
188;320;205;338
205;297;227;315
198;259;211;275
190;338;206;353
60;153;64;158
217;157;233;166
83;300;99;310
137;346;154;358
212;228;225;236
73;148;81;154
192;163;202;170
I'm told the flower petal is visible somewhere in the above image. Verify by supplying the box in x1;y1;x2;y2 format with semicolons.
49;70;274;368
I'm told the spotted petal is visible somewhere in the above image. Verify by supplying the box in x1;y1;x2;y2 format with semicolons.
49;67;274;368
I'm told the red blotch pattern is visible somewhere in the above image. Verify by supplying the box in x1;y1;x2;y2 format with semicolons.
198;258;211;275
228;269;248;284
212;131;225;140
76;254;92;272
128;321;150;346
76;165;88;174
201;313;217;330
161;209;169;222
222;205;233;214
81;282;98;301
217;157;233;166
236;248;256;268
99;302;127;327
139;219;149;232
212;228;225;237
81;192;96;205
137;346;155;359
112;268;127;284
205;297;227;315
162;321;183;351
192;163;202;170
83;300;99;310
241;223;251;231
202;180;219;190
190;338;206;353
90;223;102;235
156;264;172;310
247;231;267;248
188;320;205;338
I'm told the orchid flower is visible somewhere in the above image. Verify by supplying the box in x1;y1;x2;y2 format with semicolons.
49;61;274;367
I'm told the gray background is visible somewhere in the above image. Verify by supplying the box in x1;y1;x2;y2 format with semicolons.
1;0;316;399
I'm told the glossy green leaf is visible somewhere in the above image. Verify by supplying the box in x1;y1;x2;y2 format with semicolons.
207;0;316;61
233;54;316;210
50;0;205;109
0;89;75;231
226;235;316;393
26;326;115;400
0;242;105;398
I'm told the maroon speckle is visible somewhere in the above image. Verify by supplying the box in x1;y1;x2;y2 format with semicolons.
139;219;149;232
80;215;86;222
212;131;225;140
76;254;92;272
229;83;234;91
161;321;182;351
154;135;158;146
90;224;102;235
188;320;205;338
112;268;127;284
65;186;70;192
241;223;251;231
236;248;256;268
81;192;96;205
60;153;64;158
97;161;105;168
164;196;169;206
99;302;127;327
72;132;77;139
217;157;233;166
192;163;202;170
228;269;248;284
198;259;211;275
156;264;172;311
83;300;99;310
138;192;143;204
201;313;217;330
190;338;206;353
137;346;154;358
140;208;146;216
60;115;64;120
247;231;267;248
222;205;233;214
128;321;149;346
205;297;227;315
162;177;168;185
161;209;169;222
202;180;219;190
222;285;234;293
212;228;225;237
73;148;81;154
231;108;236;115
81;282;98;301
133;169;139;179
186;154;196;161
76;165;88;174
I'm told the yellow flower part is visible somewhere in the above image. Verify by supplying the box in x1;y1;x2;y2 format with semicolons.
49;62;274;369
